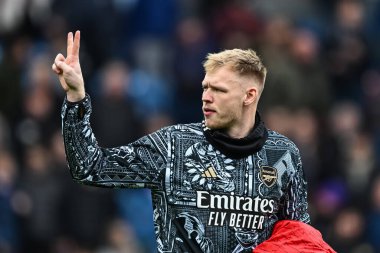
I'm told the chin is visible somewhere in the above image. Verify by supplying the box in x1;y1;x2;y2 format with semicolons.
205;120;223;130
204;120;214;129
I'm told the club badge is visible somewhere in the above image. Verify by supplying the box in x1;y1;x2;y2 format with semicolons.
260;166;278;187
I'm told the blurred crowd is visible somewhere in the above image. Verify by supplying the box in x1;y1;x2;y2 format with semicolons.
1;0;380;252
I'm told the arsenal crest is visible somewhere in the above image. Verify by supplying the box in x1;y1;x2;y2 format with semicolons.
260;166;278;187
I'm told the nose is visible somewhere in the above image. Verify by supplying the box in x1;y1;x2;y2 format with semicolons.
202;89;213;103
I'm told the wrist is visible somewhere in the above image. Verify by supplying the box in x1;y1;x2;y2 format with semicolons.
66;90;85;102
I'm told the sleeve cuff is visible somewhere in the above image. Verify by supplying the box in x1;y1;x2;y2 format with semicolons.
64;93;90;107
62;93;92;121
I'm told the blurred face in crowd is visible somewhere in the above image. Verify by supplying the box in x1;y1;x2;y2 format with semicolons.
202;65;254;134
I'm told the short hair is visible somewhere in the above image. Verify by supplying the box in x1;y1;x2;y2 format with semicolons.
203;48;267;91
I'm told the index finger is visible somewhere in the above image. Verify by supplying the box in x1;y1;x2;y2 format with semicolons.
72;30;81;57
67;32;73;56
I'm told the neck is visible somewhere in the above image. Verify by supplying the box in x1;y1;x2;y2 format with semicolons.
226;109;257;138
202;111;268;159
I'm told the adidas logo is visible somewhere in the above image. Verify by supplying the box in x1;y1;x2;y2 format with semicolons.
201;166;217;178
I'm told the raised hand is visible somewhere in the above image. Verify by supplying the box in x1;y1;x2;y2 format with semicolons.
52;31;85;102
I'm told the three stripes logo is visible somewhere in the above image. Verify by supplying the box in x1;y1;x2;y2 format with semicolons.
201;166;218;178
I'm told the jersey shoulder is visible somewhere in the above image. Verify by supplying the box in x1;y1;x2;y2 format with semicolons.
165;122;204;134
265;129;300;155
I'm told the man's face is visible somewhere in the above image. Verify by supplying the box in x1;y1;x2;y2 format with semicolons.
202;65;247;131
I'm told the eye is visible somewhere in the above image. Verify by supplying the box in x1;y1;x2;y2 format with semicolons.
215;88;227;93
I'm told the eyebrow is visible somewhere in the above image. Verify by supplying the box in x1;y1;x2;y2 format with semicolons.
202;81;229;92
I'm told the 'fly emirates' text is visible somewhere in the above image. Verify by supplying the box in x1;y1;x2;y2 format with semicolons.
196;191;275;230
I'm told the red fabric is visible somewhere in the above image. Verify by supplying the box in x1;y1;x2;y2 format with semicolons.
254;220;336;253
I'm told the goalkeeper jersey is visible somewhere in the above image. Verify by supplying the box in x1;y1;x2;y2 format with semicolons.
61;95;310;253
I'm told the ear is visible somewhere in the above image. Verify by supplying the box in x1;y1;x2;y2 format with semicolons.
243;87;258;106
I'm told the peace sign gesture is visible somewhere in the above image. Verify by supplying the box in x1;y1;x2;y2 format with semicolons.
52;31;85;102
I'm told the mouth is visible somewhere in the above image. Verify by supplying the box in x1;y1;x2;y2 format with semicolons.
203;108;216;117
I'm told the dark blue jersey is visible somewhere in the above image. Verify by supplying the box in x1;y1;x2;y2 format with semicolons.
61;95;310;253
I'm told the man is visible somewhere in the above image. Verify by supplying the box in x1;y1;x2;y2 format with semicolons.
52;31;310;253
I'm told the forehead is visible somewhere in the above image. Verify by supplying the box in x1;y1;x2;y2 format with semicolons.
202;65;241;86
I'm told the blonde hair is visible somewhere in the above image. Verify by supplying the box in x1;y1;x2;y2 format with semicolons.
203;48;267;92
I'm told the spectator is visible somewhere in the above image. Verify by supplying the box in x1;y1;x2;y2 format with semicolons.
0;149;19;253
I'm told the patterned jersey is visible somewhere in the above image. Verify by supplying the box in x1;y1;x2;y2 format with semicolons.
61;95;310;253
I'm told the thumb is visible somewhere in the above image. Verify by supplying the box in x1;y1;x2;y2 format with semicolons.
58;75;69;91
55;59;71;74
55;60;71;91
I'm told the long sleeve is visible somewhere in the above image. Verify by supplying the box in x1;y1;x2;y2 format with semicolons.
282;150;311;223
61;94;169;189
